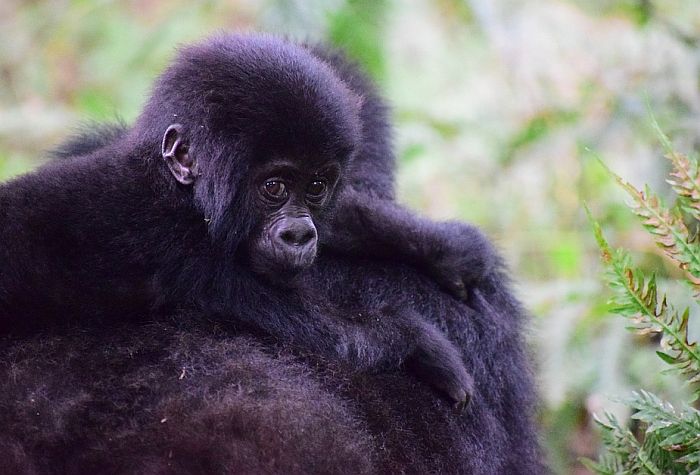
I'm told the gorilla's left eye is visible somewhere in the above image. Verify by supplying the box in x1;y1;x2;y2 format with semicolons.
306;180;327;199
263;180;287;200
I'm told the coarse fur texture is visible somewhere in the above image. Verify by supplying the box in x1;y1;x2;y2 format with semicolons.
0;33;543;473
0;260;542;474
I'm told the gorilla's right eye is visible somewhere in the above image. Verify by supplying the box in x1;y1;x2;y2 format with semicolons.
306;180;327;198
263;180;287;200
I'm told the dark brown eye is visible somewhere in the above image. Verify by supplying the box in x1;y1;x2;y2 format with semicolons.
307;180;326;198
263;180;287;199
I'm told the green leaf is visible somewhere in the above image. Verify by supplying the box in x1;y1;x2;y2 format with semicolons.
604;162;700;283
649;108;700;228
656;351;677;365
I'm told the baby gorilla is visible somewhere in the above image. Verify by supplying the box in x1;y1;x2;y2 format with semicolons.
0;33;495;406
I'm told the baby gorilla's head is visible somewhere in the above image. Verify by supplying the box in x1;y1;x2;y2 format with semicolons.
138;33;363;277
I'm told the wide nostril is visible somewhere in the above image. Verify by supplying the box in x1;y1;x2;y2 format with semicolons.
278;223;317;247
297;227;316;245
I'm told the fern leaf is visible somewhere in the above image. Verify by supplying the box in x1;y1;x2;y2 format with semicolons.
587;122;700;474
611;169;700;282
649;112;700;222
584;413;664;475
586;206;700;391
627;390;700;473
666;151;700;222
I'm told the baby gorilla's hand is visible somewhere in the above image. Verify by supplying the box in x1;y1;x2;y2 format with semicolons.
425;221;497;301
407;322;474;411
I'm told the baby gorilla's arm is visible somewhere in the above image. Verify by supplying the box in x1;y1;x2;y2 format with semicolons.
224;285;473;409
325;192;497;300
337;307;473;409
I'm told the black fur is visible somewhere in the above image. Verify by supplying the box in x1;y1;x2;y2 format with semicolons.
0;33;543;473
48;121;128;160
0;262;542;474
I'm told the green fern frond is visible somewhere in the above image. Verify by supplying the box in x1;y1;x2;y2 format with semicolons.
628;390;700;473
605;165;700;282
586;119;700;474
584;397;700;475
586;205;700;391
628;390;700;445
583;412;664;475
649;113;700;222
666;151;700;222
639;430;690;475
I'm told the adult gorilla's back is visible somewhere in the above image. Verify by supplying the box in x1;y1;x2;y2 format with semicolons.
0;257;542;475
1;325;375;475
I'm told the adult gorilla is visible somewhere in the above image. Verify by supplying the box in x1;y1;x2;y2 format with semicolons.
0;266;541;474
0;34;543;473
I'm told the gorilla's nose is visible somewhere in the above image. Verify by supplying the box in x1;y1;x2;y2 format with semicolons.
277;217;317;247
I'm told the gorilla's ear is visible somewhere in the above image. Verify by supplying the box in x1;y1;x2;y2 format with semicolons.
162;124;197;185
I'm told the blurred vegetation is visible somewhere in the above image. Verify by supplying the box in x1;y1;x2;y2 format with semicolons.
2;1;700;473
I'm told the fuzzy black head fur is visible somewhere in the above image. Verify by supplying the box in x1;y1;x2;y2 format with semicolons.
135;34;363;255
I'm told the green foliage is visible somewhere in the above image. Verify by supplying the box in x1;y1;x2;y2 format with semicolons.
327;0;388;81
499;108;578;165
584;391;700;474
573;0;653;26
586;127;700;474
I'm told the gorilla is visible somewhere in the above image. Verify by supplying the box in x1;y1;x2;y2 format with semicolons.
0;33;543;473
0;33;504;404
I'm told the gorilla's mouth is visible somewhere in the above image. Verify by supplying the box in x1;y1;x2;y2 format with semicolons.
271;242;318;271
248;236;318;281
